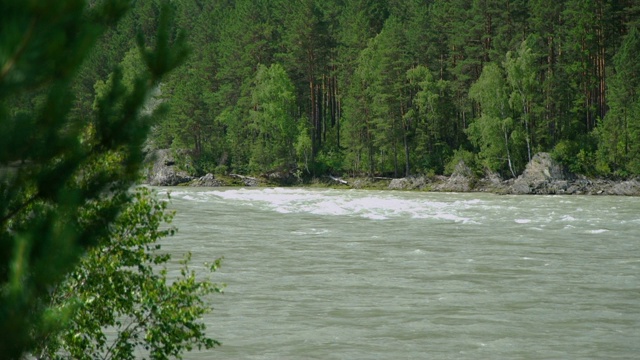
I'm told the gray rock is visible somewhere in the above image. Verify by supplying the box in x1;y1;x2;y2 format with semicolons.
145;149;194;186
609;179;640;196
189;173;224;187
475;170;508;193
388;178;410;190
511;153;573;194
387;176;430;190
230;174;259;187
433;161;474;192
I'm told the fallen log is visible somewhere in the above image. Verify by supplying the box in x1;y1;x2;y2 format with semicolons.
230;174;257;181
329;175;348;185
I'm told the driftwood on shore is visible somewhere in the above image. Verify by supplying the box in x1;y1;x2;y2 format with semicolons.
230;174;257;181
230;174;259;187
329;175;348;185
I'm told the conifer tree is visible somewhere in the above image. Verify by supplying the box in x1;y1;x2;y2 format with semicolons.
598;26;640;174
0;1;187;357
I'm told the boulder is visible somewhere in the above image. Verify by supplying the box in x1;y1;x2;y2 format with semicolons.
230;174;259;187
434;161;474;192
388;177;410;190
388;176;429;190
189;173;224;187
511;153;573;194
609;179;640;196
145;149;194;186
475;170;509;193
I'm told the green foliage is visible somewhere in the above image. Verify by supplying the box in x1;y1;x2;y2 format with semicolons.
342;15;412;176
248;63;297;173
504;38;541;161
445;149;481;177
314;148;345;175
0;1;187;358
552;138;598;176
468;62;524;177
119;0;640;178
33;188;222;360
295;120;313;173
406;65;455;174
597;26;640;176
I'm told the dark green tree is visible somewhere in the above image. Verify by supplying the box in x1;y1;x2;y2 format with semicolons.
406;65;455;174
213;0;278;172
0;1;187;357
597;26;640;174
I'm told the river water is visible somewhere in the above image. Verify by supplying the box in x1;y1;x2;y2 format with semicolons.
156;187;639;359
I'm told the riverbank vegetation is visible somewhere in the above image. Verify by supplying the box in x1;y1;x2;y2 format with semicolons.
124;0;639;180
2;0;639;355
1;1;220;358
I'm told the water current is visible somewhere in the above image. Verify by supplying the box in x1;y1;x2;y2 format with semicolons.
155;187;639;359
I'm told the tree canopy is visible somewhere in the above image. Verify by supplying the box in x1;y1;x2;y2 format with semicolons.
140;0;640;179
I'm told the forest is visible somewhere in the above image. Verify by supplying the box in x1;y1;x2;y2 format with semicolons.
23;0;640;179
1;1;638;357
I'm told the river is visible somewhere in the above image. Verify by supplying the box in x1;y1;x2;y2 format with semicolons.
156;187;639;359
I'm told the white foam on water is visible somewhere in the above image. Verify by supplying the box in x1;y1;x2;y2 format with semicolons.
362;213;389;220
515;219;531;224
588;229;609;234
200;188;475;222
182;195;202;202
291;228;329;236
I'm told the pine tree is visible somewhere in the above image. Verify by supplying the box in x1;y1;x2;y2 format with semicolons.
406;65;455;174
0;1;187;357
598;26;640;174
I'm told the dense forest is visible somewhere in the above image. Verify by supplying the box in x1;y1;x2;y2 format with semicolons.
25;0;640;179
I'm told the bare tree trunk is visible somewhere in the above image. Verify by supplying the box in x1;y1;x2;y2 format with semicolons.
504;127;516;178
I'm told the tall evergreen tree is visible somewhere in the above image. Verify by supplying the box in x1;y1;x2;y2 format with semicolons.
406;65;455;174
0;1;187;357
597;26;640;174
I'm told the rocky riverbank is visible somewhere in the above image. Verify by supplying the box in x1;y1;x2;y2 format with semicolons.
144;149;195;186
386;153;640;196
144;150;640;196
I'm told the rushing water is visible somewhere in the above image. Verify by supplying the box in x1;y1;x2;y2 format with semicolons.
155;187;639;359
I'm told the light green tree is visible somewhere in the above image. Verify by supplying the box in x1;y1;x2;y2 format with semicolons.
33;188;222;360
505;38;540;163
468;63;524;177
295;120;314;173
249;63;297;172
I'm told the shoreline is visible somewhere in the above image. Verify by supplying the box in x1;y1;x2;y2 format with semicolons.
145;151;640;196
153;173;640;197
